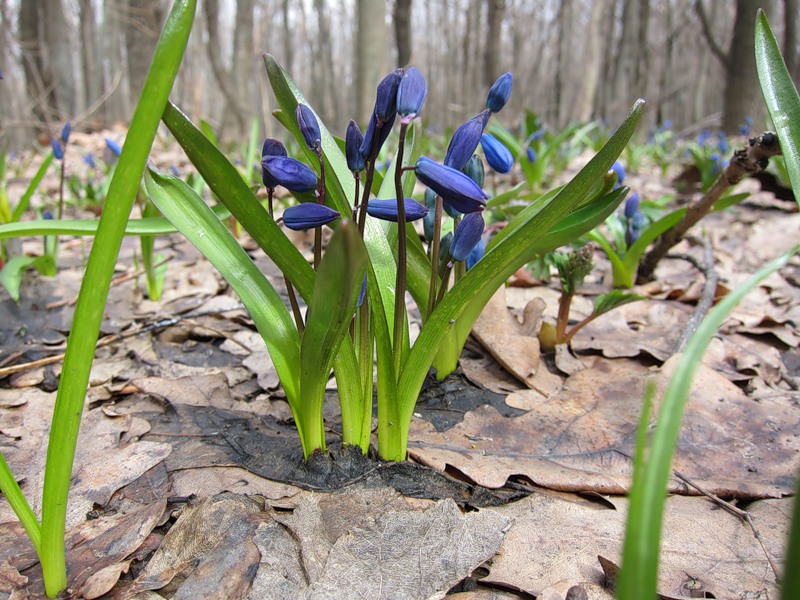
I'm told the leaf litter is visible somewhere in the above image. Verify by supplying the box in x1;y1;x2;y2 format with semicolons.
0;146;798;598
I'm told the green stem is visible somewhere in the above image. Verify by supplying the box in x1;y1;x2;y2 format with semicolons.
425;195;443;319
392;122;409;373
555;291;573;342
436;262;452;307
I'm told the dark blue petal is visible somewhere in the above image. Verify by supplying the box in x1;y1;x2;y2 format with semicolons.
396;67;427;118
450;211;485;262
611;161;625;188
261;156;318;192
283;203;340;230
623;193;641;219
346;120;365;172
367;198;428;222
262;138;287;158
526;147;537;163
374;68;403;123
415;157;487;214
480;133;514;173
51;137;64;160
359;111;396;161
486;72;512;113
296;104;321;150
60;121;71;144
444;110;491;171
356;275;367;308
466;237;486;270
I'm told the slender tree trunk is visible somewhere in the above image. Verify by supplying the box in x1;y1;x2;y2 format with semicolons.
79;0;101;120
555;0;573;126
104;0;130;122
232;0;257;126
484;0;505;87
204;0;246;135
575;0;608;122
282;0;293;75
355;0;388;119
394;0;413;67
611;0;644;123
43;0;75;118
18;0;51;126
125;0;161;98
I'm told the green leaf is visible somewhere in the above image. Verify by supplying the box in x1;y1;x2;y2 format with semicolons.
756;10;800;204
144;168;301;403
299;222;367;456
618;244;799;600
12;152;55;222
0;255;55;301
37;2;197;596
593;290;645;316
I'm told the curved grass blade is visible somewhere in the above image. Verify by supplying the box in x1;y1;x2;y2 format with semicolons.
12;152;55;222
618;244;799;600
756;10;800;204
37;2;196;596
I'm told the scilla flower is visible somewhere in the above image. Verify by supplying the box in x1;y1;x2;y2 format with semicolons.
486;72;512;113
345;120;365;172
262;137;288;158
282;203;340;230
396;67;427;121
262;156;318;192
444;110;491;172
415;157;487;214
623;193;641;219
367;198;429;222
480;133;514;173
296;104;321;150
450;211;485;262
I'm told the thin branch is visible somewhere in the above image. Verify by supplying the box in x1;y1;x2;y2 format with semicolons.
693;0;730;68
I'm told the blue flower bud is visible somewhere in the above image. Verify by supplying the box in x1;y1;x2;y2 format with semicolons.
527;128;546;142
346;120;365;172
51;136;64;160
526;147;536;163
60;121;71;144
415;157;487;214
374;68;403;124
444;110;491;171
611;161;625;188
462;155;485;188
466;237;486;270
282;203;340;230
423;188;438;242
83;153;97;169
480;133;514;173
359;111;396;161
356;275;367;308
397;67;427;119
486;72;512;113
42;209;53;220
623;193;640;219
296;104;321;150
105;137;122;158
450;211;485;262
439;232;453;268
717;133;729;155
367;198;429;222
261;156;318;192
626;211;647;247
262;138;287;158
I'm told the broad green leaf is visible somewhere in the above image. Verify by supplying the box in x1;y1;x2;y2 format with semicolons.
12;152;55;222
593;290;645;316
756;10;800;204
398;100;644;436
0;255;56;301
144;168;301;405
299;222;367;456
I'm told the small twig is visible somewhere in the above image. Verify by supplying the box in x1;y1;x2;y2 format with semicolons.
673;469;782;583
638;132;782;282
671;236;718;354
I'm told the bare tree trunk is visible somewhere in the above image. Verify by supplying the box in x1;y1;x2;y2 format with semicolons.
575;0;608;122
282;0;293;75
204;0;246;135
784;0;799;82
79;0;101;121
655;0;675;124
355;0;388;119
104;0;131;122
611;0;644;123
596;1;619;121
484;0;505;87
43;0;75;119
554;0;573;126
232;0;257;124
125;0;162;98
394;0;413;67
18;0;51;126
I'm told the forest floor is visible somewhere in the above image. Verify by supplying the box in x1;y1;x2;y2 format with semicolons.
0;132;798;600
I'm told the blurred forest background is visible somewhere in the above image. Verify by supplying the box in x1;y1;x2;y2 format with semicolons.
0;0;798;150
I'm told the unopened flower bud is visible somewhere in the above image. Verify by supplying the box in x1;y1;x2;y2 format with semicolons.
346;120;365;172
462;155;485;188
444;110;491;172
60;121;71;144
486;72;512;113
262;156;318;192
415;157;487;215
262;138;287;158
466;237;486;270
396;67;427;120
282;203;340;230
374;69;403;124
450;211;485;262
480;133;514;173
367;198;429;222
105;137;122;158
296;104;321;150
51;137;64;160
623;193;641;220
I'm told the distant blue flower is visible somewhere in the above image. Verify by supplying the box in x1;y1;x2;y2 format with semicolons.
486;72;512;113
261;156;318;192
526;147;536;162
661;119;672;131
450;211;485;262
739;123;750;137
466;237;486;270
396;67;427;120
626;211;647;247
745;115;753;126
105;137;122;158
717;132;729;154
462;154;485;188
623;193;640;219
42;209;54;220
0;70;3;80
296;104;321;150
283;203;340;230
262;138;287;157
367;198;428;222
51;137;64;160
60;122;71;144
346;120;365;172
710;153;722;175
170;165;180;176
83;153;97;169
696;129;711;146
444;110;491;171
527;128;546;142
415;157;487;214
480;133;514;173
611;161;625;188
